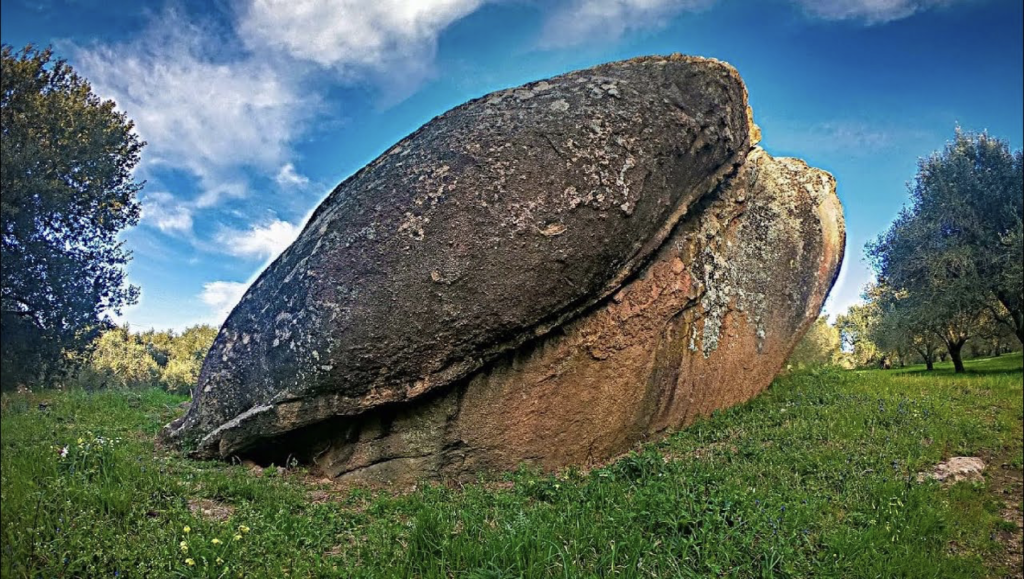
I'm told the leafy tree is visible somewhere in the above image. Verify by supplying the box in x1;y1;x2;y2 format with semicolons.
86;326;158;389
155;325;217;394
836;303;881;368
868;130;1021;372
138;328;174;366
996;219;1024;338
969;310;1020;358
787;316;841;368
868;284;943;370
1;45;144;389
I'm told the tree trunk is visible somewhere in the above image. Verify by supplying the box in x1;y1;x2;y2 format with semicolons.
994;295;1023;345
918;346;936;371
947;340;966;373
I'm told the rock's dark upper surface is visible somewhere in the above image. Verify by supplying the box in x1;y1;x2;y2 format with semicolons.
165;55;754;458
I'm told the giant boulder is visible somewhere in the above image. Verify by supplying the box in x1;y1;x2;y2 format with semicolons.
164;55;844;482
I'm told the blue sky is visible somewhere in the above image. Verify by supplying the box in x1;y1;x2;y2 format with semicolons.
3;0;1022;331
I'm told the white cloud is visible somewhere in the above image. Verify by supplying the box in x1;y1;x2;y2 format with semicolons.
215;218;304;261
237;0;485;99
141;191;194;234
540;0;711;48
275;163;310;187
539;0;966;47
765;119;936;158
791;0;960;23
71;9;315;206
200;281;250;322
199;216;305;322
769;120;897;155
194;181;249;209
199;216;304;322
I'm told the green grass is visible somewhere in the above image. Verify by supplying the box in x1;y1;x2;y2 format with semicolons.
3;353;1022;578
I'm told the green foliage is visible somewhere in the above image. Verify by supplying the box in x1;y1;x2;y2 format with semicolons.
786;316;841;368
866;283;944;369
144;325;219;393
73;325;217;393
0;45;145;390
85;327;159;389
868;129;1024;372
835;302;881;367
3;354;1021;577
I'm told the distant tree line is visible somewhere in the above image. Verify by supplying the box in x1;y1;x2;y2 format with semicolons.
77;325;218;393
789;130;1023;373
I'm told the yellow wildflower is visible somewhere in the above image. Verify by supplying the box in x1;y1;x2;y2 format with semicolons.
211;538;222;545
185;558;195;567
179;541;188;553
183;525;191;534
239;525;250;534
234;534;243;541
216;557;224;565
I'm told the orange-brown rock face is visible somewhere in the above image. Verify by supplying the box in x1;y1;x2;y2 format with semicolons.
264;147;844;484
164;56;845;483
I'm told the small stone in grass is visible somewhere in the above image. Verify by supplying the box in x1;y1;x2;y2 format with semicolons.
917;457;986;483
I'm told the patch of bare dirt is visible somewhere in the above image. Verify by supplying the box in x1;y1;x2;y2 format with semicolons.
988;459;1024;579
187;498;235;522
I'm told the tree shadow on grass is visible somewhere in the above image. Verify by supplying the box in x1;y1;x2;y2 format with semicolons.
893;352;1023;378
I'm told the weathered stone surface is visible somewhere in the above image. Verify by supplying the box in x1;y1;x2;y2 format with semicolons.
164;55;845;482
247;146;843;483
917;456;987;483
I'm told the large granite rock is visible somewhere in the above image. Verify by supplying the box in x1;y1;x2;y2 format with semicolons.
164;55;845;481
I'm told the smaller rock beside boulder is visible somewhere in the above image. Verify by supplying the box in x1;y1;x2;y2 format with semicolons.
918;456;986;483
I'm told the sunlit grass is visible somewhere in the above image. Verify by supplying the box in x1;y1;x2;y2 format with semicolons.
2;353;1021;577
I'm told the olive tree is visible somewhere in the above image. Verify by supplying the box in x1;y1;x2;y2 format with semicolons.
868;284;943;370
868;130;1021;372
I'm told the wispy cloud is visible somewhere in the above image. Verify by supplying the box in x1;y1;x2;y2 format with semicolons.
198;217;304;322
763;119;935;158
238;0;486;101
199;281;250;322
540;0;711;48
215;218;304;261
791;0;961;24
540;0;968;47
772;120;895;154
70;10;315;208
140;191;194;235
275;163;310;188
71;1;484;240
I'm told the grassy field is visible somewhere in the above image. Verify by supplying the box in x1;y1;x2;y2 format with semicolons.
2;353;1021;578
